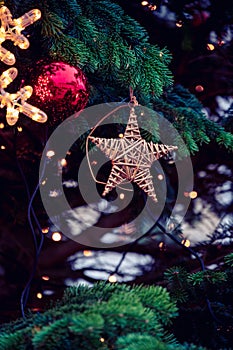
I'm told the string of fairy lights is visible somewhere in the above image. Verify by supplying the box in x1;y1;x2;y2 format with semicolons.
139;0;229;95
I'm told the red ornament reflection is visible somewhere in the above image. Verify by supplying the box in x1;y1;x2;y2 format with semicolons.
29;61;89;126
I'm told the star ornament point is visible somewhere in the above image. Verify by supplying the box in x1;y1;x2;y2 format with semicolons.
89;108;178;203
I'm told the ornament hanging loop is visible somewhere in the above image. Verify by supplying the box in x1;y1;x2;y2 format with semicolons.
129;87;138;106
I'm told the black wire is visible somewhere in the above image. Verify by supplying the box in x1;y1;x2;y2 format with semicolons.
21;157;49;318
156;221;206;271
108;200;220;323
13;126;48;319
155;221;220;324
21;183;44;310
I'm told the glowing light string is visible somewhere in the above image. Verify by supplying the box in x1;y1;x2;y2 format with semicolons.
0;6;47;125
0;67;47;125
0;6;41;65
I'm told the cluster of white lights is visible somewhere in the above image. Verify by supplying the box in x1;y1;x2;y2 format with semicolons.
0;6;47;125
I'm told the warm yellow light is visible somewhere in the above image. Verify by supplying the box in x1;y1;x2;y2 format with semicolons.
41;179;47;186
189;191;198;199
17;126;23;132
31;111;47;123
42;227;49;234
0;123;4;128
36;292;43;299
17;39;29;50
119;193;125;200
6;106;19;126
157;174;164;180
0;48;15;65
83;250;93;257
0;67;18;87
60;158;67;167
13;9;42;28
141;1;149;5
159;241;164;248
46;150;55;158
149;4;157;10
181;239;191;247
100;338;105;343
207;43;215;51
21;86;33;99
0;7;42;66
108;275;117;283
0;8;47;125
0;70;47;125
1;145;6;149
42;275;50;281
176;20;183;27
119;133;124;138
52;232;62;242
19;102;47;123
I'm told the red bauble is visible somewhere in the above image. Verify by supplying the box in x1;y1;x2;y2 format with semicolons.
28;61;89;126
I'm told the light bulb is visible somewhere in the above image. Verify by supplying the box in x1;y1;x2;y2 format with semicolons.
6;107;19;126
0;67;18;88
207;43;215;51
42;275;50;281
189;191;198;199
41;179;47;186
0;69;47;125
0;46;15;65
19;102;47;123
42;227;49;234
46;150;55;158
83;250;93;257
176;20;183;27
108;275;117;283
60;158;67;167
181;239;191;247
36;292;43;299
20;86;33;99
52;232;62;242
13;9;41;28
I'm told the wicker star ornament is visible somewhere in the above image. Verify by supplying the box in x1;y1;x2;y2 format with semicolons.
90;107;178;202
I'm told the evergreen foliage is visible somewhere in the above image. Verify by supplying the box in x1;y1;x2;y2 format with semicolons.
164;253;233;349
0;282;204;350
0;0;232;348
3;254;233;350
2;0;232;154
